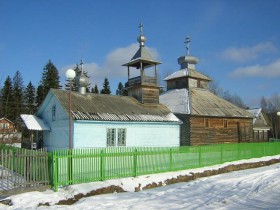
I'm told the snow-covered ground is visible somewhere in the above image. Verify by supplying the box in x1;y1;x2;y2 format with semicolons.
1;155;280;210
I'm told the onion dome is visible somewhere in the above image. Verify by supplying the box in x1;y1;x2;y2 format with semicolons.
137;22;146;47
178;35;199;69
76;59;89;94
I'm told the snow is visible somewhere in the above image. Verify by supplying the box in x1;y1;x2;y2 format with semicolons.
163;69;188;81
1;155;280;209
20;114;50;131
159;89;190;114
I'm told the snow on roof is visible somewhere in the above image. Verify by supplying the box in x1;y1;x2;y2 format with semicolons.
246;108;262;124
163;68;211;81
20;114;50;131
164;69;188;81
159;89;190;114
247;108;261;117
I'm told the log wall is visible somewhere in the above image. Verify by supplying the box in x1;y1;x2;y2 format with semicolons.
189;116;253;146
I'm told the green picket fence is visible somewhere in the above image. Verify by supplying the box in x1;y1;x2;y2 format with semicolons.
50;142;280;191
269;138;280;142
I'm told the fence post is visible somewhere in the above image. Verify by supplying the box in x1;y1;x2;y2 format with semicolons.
220;144;223;164
238;143;241;160
53;152;58;192
100;149;105;181
68;149;73;185
133;148;138;177
198;146;202;167
169;148;173;171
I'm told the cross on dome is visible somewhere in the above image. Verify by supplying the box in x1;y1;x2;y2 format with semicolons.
80;59;84;73
185;36;191;55
139;22;144;35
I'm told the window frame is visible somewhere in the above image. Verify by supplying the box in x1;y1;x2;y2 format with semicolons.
107;128;116;147
204;118;210;128
223;119;228;128
117;128;126;146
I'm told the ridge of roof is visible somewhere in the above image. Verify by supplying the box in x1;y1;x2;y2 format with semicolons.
0;117;14;124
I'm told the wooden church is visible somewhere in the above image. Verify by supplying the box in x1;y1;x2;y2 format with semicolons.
160;36;254;146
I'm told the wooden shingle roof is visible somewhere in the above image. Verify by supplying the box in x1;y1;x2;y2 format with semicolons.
160;88;253;118
122;46;161;68
51;89;180;122
190;88;253;118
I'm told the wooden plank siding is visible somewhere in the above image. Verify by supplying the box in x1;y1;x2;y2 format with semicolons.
189;116;253;146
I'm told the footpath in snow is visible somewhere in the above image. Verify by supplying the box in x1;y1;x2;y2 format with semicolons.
1;155;280;209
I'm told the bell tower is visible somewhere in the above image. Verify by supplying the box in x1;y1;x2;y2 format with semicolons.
122;23;162;104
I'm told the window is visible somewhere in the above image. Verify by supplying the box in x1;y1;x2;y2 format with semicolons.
117;128;126;146
175;81;179;88
259;131;264;141
52;105;56;121
204;118;210;128
107;128;116;146
223;120;228;128
0;123;9;129
107;128;127;147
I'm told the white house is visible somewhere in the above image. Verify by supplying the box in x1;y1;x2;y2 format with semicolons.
246;108;271;141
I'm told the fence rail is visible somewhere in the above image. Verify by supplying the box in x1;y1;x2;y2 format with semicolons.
0;147;49;195
50;142;280;191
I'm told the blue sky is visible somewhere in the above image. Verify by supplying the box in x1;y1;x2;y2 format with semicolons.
0;0;280;107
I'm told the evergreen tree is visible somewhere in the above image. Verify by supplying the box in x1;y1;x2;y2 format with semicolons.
36;85;44;108
122;82;129;96
116;82;124;95
12;70;25;121
100;77;111;94
24;81;36;114
91;84;99;94
1;76;13;119
40;60;61;99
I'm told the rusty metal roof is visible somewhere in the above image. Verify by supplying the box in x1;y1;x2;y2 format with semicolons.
51;89;180;123
190;88;253;118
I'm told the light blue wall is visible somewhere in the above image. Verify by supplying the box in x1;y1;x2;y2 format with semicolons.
37;93;71;151
73;121;180;148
